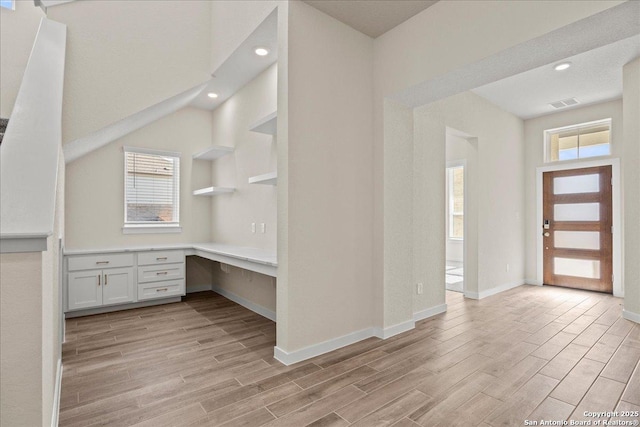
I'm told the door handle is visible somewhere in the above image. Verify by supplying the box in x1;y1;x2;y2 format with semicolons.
104;274;108;286
543;232;550;237
98;274;101;286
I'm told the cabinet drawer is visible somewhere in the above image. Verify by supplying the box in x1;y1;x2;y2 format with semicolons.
138;250;184;266
137;263;184;283
138;279;184;301
68;253;134;271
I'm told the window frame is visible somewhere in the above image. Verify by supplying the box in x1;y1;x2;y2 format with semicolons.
544;118;612;164
0;0;15;11
446;164;465;241
122;146;182;234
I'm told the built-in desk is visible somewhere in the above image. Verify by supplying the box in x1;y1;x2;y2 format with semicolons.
65;243;277;276
63;243;277;316
188;243;277;277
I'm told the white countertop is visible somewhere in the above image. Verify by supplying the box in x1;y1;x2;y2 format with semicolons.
64;242;278;267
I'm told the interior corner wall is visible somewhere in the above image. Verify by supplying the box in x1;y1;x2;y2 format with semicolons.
282;0;374;352
65;107;213;250
383;99;414;328
413;92;525;302
48;0;211;144
623;57;640;318
523;99;624;284
0;0;45;117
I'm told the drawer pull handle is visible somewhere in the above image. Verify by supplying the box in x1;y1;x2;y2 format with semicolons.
156;288;168;292
156;257;168;261
96;261;110;265
156;271;169;275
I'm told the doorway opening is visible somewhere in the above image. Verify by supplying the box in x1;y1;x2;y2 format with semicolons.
445;163;465;292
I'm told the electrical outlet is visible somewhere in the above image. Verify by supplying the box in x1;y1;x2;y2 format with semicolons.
417;283;423;295
260;223;266;234
251;223;256;234
506;263;510;272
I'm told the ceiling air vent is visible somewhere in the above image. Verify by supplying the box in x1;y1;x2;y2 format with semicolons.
550;98;580;109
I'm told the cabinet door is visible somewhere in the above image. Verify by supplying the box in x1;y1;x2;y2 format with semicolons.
68;269;103;310
102;267;134;306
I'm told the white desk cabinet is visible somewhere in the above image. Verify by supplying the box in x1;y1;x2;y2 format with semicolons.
66;252;136;312
68;267;134;310
136;250;185;301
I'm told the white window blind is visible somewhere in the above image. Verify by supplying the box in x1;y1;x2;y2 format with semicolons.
124;149;180;225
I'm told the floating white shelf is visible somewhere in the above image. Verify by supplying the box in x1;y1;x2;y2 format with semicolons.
192;145;234;160
248;171;277;186
249;111;277;135
193;187;235;196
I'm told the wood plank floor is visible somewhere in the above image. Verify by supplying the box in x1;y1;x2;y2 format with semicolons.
59;285;640;426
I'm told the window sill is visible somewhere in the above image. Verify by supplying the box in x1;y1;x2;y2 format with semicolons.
122;224;182;235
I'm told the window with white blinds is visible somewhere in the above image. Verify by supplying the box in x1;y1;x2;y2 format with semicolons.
124;148;180;225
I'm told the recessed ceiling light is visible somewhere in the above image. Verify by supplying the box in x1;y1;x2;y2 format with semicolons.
554;62;572;71
207;92;218;99
254;47;270;56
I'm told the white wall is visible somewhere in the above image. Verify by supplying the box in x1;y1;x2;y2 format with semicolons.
210;64;277;251
0;151;64;427
0;0;44;117
48;0;212;144
207;63;277;313
0;252;43;427
413;92;524;305
383;99;414;329
65;107;213;249
523;99;623;283
280;0;374;352
623;58;640;318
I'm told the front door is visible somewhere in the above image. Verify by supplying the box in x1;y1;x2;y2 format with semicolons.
542;166;612;293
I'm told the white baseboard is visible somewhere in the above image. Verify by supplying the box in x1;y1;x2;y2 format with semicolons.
465;280;523;300
414;303;447;322
623;309;640;324
525;278;542;286
211;286;276;322
51;358;62;427
272;304;448;366
373;319;415;339
274;327;375;366
186;284;213;293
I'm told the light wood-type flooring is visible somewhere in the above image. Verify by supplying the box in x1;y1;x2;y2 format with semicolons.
59;285;640;426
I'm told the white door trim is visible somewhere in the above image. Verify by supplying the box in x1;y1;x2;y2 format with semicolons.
535;158;622;297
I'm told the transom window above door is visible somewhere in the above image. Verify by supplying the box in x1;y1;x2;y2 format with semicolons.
544;118;611;163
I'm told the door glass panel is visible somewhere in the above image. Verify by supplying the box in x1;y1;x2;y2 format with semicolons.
554;203;599;221
554;257;600;279
554;231;600;250
554;174;599;195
